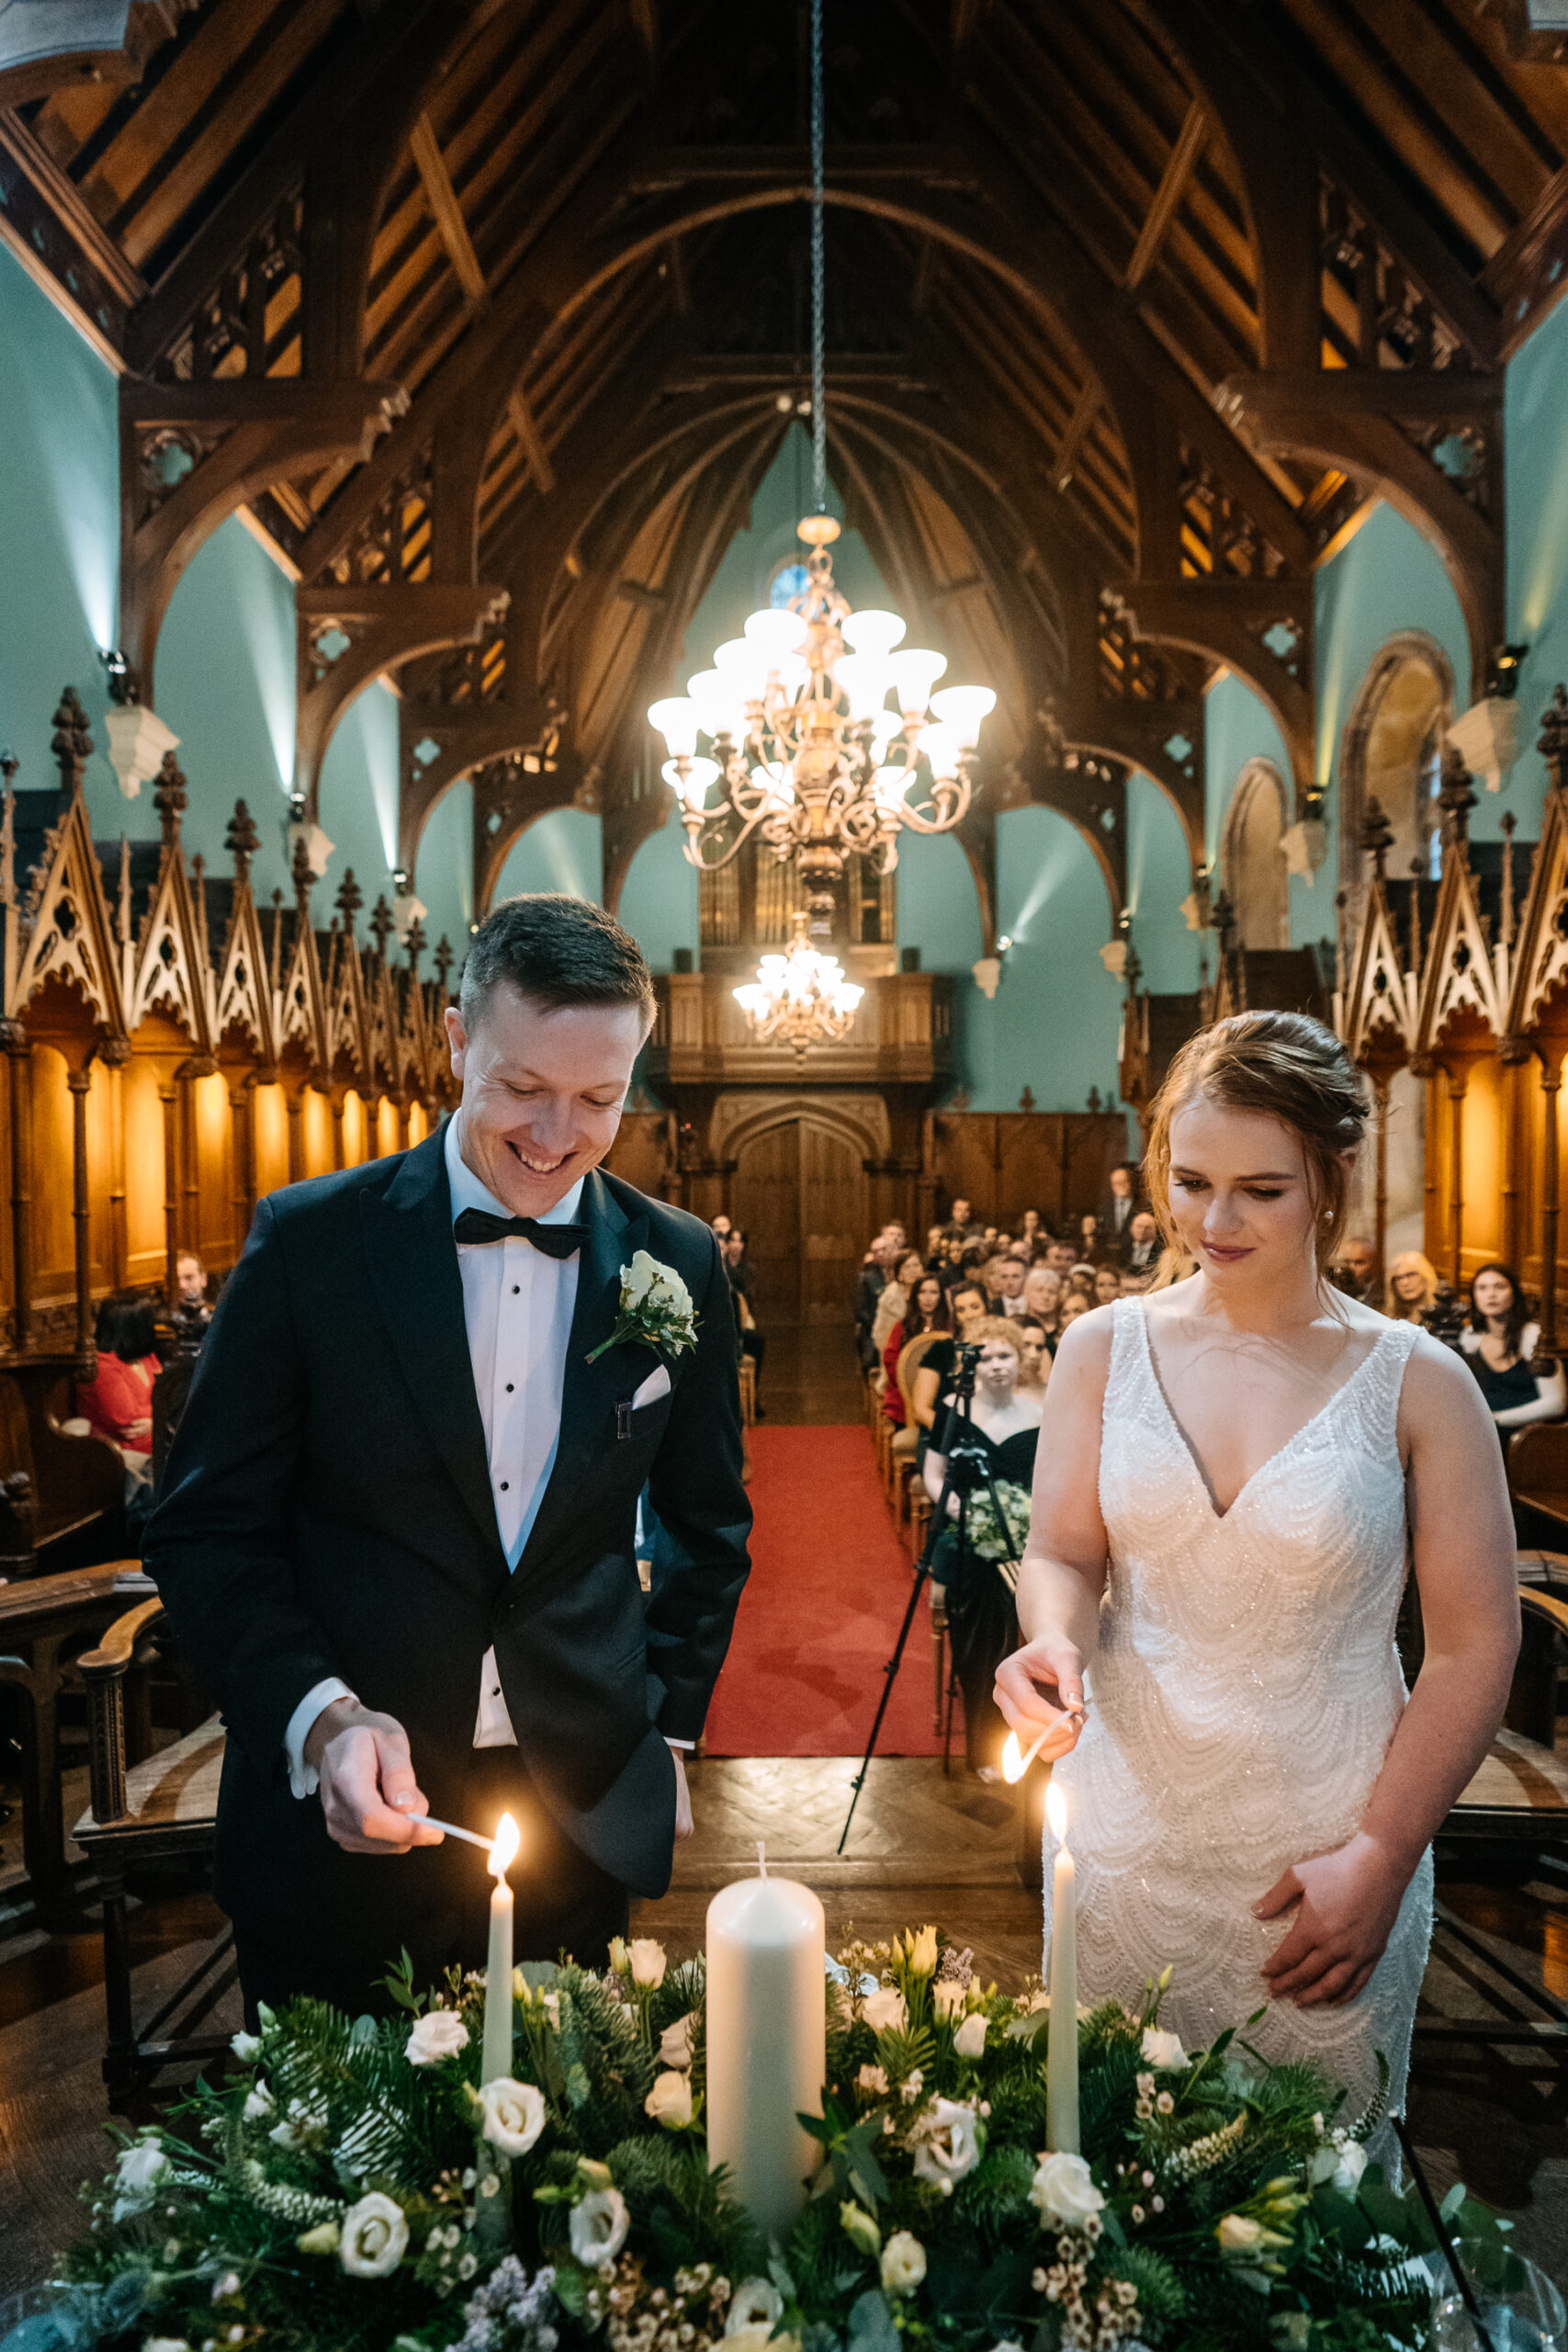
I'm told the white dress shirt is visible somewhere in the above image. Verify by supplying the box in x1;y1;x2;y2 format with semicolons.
285;1117;687;1798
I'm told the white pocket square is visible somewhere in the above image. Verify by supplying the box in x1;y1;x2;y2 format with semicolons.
631;1364;672;1409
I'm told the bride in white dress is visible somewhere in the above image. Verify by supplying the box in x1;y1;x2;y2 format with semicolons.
996;1012;1518;2134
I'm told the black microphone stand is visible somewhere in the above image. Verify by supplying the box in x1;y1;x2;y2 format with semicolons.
839;1345;1020;1853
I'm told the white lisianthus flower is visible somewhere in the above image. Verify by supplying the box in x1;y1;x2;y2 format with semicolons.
840;2201;882;2258
242;2081;274;2120
112;2137;168;2220
478;2077;547;2157
660;2012;697;2070
857;2064;889;2098
726;2281;784;2336
861;1986;907;2033
570;2186;630;2267
406;2010;470;2067
1028;2151;1105;2231
230;2031;262;2063
880;2232;927;2295
911;2098;983;2188
268;2098;328;2153
1309;2137;1368;2194
338;2191;409;2278
932;1981;965;2023
1140;2026;1188;2072
627;1938;666;1988
645;2070;694;2129
953;2012;987;2061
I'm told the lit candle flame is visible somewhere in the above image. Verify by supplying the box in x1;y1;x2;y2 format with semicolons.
1045;1779;1068;1842
489;1811;520;1879
1001;1733;1025;1784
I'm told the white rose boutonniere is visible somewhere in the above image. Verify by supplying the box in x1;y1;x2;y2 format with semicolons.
586;1250;698;1364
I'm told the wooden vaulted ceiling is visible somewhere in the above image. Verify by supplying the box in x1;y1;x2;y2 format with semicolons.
5;0;1568;917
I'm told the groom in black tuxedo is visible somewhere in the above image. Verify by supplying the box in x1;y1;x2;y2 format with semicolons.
146;894;750;2015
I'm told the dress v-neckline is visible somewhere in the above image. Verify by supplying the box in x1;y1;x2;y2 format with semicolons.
1130;1301;1398;1524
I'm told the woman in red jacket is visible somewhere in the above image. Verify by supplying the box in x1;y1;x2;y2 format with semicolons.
76;1292;161;1468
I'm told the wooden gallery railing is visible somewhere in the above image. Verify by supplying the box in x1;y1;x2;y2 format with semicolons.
0;689;459;1376
1336;683;1568;1335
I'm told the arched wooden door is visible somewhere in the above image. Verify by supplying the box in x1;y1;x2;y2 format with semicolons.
732;1114;867;1327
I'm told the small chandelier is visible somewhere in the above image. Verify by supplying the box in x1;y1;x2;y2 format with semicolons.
645;0;994;927
733;911;864;1054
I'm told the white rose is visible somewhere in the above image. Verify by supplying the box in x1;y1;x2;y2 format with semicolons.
1217;2213;1264;2256
113;2138;167;2219
268;2098;327;2153
880;2231;927;2295
242;2082;274;2120
625;1251;660;1306
338;2190;409;2278
406;2010;470;2067
479;2077;547;2157
1141;2027;1188;2072
911;2098;983;2188
1029;2151;1105;2231
660;2012;696;2070
645;2070;694;2129
932;1981;965;2022
230;2031;262;2062
861;1986;907;2033
1309;2137;1368;2194
628;1938;666;1988
570;2185;630;2267
953;2013;987;2061
726;2280;784;2336
144;2337;192;2352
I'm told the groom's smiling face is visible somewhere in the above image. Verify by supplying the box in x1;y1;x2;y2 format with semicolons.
444;982;647;1216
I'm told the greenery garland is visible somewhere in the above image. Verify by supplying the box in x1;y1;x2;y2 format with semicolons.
5;1928;1519;2352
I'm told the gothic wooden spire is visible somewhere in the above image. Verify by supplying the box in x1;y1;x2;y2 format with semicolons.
1360;794;1393;880
291;831;314;910
369;894;395;957
226;799;260;881
51;687;93;800
335;867;364;935
153;750;187;846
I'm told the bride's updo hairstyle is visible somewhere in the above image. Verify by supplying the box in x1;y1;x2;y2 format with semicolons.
1143;1011;1370;1271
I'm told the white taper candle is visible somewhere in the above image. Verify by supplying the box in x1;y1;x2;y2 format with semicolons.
480;1811;520;2086
1045;1777;1078;2154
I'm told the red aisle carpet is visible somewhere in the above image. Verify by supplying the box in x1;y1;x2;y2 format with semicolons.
702;1424;948;1757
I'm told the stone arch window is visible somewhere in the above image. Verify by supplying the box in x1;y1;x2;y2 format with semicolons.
1338;634;1455;897
1222;758;1291;951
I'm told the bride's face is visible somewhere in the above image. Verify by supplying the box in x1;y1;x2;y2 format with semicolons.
1165;1094;1324;1283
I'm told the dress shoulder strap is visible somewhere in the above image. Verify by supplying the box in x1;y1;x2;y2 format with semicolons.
1342;1312;1420;1448
1102;1295;1145;1408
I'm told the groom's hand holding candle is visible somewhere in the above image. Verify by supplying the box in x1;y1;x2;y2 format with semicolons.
303;1697;446;1855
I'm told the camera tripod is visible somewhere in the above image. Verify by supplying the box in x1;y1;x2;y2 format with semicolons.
839;1342;1021;1852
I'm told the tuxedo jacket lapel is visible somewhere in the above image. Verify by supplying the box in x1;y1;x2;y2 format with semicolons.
361;1128;502;1566
513;1168;649;1596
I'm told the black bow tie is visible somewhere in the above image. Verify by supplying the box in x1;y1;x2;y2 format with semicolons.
453;1208;586;1259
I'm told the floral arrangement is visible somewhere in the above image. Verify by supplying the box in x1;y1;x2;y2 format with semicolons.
585;1253;699;1364
962;1480;1032;1565
9;1928;1517;2352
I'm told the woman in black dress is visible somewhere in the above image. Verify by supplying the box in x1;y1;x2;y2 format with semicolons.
1459;1262;1565;1444
921;1316;1043;1776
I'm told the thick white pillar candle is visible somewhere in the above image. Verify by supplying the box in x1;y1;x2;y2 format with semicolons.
705;1849;826;2242
1045;1778;1078;2154
480;1812;520;2086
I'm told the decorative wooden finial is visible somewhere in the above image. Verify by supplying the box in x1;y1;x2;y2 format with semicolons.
1500;808;1517;949
51;686;93;799
291;831;314;909
1360;794;1393;879
1018;1085;1035;1113
404;913;426;974
0;749;17;792
335;867;363;934
1213;887;1237;956
434;934;455;992
1437;741;1475;846
369;894;394;957
1540;683;1568;791
226;799;260;879
153;750;187;845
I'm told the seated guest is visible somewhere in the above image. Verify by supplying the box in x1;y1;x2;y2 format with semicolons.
1058;1291;1091;1335
1327;1232;1377;1301
1021;1263;1063;1347
872;1248;927;1359
1118;1208;1159;1276
1385;1250;1442;1324
1066;1262;1098;1297
1460;1263;1566;1442
77;1291;161;1471
1092;1263;1122;1306
922;1316;1043;1777
1015;1315;1051;1390
723;1230;764;1409
1095;1159;1144;1246
913;1279;989;1432
1076;1210;1105;1262
710;1213;732;1242
1019;1208;1042;1250
986;1252;1027;1312
924;1224;946;1266
1120;1267;1155;1295
1006;1238;1031;1264
855;1232;897;1368
1042;1236;1075;1276
1148;1243;1199;1290
939;1195;980;1241
882;1272;951;1426
169;1250;214;1350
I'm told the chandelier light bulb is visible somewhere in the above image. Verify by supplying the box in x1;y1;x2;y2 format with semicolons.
840;607;906;658
887;646;948;715
743;607;810;657
873;762;913;808
929;684;998;744
648;697;700;757
750;761;796;808
919;723;963;782
834;653;891;722
662;754;719;807
712;639;771;697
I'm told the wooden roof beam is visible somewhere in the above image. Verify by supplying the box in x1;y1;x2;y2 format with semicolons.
409;111;487;308
507;386;557;496
1124;96;1208;291
1052;381;1101;492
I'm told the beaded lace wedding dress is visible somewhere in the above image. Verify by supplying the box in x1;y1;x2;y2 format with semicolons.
1047;1296;1433;2140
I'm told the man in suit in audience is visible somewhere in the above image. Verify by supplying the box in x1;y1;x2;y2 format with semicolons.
146;895;751;2018
939;1197;982;1243
1095;1161;1145;1247
1120;1210;1161;1277
856;1233;897;1368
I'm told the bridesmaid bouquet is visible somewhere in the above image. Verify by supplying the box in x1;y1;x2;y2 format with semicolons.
964;1478;1032;1563
6;1930;1514;2352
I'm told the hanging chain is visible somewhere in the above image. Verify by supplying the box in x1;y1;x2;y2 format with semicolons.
810;0;826;514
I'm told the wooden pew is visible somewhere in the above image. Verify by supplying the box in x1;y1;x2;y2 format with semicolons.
0;1362;126;1575
1506;1420;1568;1549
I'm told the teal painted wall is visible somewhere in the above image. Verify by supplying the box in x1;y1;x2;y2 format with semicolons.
0;245;121;815
414;778;473;959
1506;291;1568;834
959;807;1122;1114
1127;771;1198;991
317;680;401;922
618;800;699;970
493;808;603;903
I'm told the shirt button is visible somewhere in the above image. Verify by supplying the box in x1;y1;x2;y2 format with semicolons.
505;1383;514;1393
499;1479;510;1491
512;1284;520;1295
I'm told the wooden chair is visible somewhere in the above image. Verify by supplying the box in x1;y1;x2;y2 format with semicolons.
1506;1420;1568;1548
0;1363;126;1576
73;1598;232;2102
888;1330;941;1525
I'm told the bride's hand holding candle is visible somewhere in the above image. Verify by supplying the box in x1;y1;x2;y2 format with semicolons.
993;1636;1089;1762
